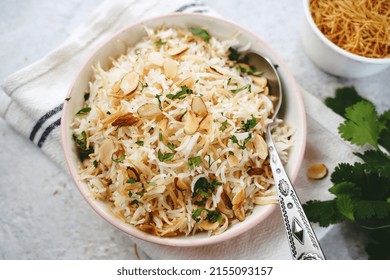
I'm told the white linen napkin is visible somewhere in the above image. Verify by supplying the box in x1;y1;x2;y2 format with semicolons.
0;0;361;259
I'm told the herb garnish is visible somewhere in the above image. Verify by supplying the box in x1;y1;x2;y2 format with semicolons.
192;208;222;223
189;27;210;42
135;141;144;146
167;143;176;151
157;150;175;162
75;107;91;115
192;177;222;205
72;131;94;161
220;120;228;132
84;92;90;101
303;86;390;260
241;115;257;132
166;85;193;100
188;156;202;169
93;160;98;168
155;39;166;46
126;178;138;184
235;64;263;76
230;134;252;150
112;153;125;163
231;85;248;94
155;94;162;109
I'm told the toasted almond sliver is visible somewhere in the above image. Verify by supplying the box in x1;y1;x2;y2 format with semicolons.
148;51;164;66
166;45;188;56
183;111;199;135
112;80;121;94
191;96;208;118
163;58;178;79
198;114;212;131
174;177;189;191
307;163;328;180
137;103;162;119
232;188;245;205
198;220;220;231
157;118;169;131
208;66;225;75
99;138;115;166
178;76;195;89
112;112;139;127
251;76;267;88
254;134;268;160
120;72;139;94
227;154;239;166
233;205;245;222
247;167;264;176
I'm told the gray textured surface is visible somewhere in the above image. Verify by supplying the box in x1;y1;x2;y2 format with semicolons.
0;0;388;260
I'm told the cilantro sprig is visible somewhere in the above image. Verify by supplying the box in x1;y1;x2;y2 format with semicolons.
189;27;210;42
303;86;390;259
166;85;193;100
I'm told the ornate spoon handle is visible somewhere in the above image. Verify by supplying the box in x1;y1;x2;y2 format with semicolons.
265;124;326;260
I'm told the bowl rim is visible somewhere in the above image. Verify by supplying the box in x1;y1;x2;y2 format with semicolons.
61;12;306;247
303;0;390;64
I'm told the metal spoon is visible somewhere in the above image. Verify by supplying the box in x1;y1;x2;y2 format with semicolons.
245;52;326;260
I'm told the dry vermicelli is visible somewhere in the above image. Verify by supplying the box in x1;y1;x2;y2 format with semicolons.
310;0;390;58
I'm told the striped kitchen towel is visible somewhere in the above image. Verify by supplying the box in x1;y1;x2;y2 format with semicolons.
0;0;361;259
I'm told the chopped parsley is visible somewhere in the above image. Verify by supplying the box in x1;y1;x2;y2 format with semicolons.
235;64;263;76
241;115;257;132
84;92;90;101
135;141;144;146
189;27;210;42
126;178;138;184
155;94;162;109
166;85;193;100
155;39;166;46
157;150;175;162
141;83;149;92
192;208;222;223
188;156;202;169
75;107;91;115
72;131;94;161
167;143;176;151
230;134;252;150
93;160;98;168
220;120;228;132
228;47;240;61
159;132;163;141
111;153;125;163
192;177;222;205
231;85;248;94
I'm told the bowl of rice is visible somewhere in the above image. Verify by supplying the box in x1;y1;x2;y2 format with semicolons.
62;13;306;247
302;0;390;78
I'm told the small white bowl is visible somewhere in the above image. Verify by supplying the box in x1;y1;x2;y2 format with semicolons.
301;0;390;78
61;13;306;247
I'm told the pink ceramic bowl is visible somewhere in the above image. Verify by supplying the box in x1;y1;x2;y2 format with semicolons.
61;13;306;247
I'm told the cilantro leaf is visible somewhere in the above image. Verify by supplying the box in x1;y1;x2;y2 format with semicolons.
354;200;390;221
230;134;252;149
135;141;144;146
191;208;222;223
355;150;390;179
379;110;390;153
366;229;390;260
76;107;91;115
241;115;257;132
192;177;221;205
324;86;371;118
338;101;384;148
166;85;193;100
329;182;361;198
72;131;94;161
303;200;345;227
189;27;210;42
228;47;240;61
336;195;356;221
112;153;125;163
220;120;228;132
188;156;202;169
157;150;174;162
155;39;166;46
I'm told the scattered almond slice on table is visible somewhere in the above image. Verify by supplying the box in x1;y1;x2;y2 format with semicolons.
307;163;328;180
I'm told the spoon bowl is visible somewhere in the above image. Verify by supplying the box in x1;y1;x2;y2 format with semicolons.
247;51;326;260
